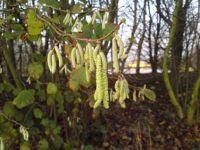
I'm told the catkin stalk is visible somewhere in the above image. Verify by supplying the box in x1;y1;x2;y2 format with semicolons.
71;48;77;68
51;54;57;74
54;45;63;68
93;54;103;108
99;51;109;109
112;38;120;73
93;44;100;62
47;50;54;73
88;43;95;72
76;43;84;65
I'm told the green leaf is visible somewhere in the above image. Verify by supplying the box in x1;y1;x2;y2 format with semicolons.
13;90;35;109
77;22;116;41
12;88;22;96
71;3;83;13
55;92;64;104
41;119;59;135
68;79;79;91
68;66;91;91
3;80;15;92
36;89;46;101
0;19;3;27
102;23;117;41
3;102;17;118
41;118;50;127
28;62;44;80
64;91;74;103
93;24;102;39
38;0;60;8
51;135;64;149
26;9;44;36
0;122;17;139
83;145;94;150
27;34;40;41
31;53;46;63
12;24;24;32
47;97;55;106
79;23;116;41
0;83;5;93
38;139;49;150
17;0;28;4
143;89;156;101
47;82;58;95
3;32;14;40
3;102;23;121
52;126;61;135
94;23;116;41
33;108;43;119
20;142;31;150
57;104;64;113
6;15;13;20
82;24;94;39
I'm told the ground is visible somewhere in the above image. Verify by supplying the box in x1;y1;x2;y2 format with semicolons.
82;73;200;150
2;73;199;149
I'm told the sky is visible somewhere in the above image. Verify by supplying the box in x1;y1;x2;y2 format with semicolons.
118;0;200;63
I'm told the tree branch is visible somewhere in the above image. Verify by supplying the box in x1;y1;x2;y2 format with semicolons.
156;0;172;25
37;15;123;44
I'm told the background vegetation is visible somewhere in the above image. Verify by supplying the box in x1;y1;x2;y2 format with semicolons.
0;0;200;149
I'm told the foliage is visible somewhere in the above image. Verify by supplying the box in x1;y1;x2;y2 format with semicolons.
0;0;157;149
13;89;35;109
0;0;200;149
28;62;44;80
143;88;156;101
46;82;58;95
68;66;91;91
26;9;44;38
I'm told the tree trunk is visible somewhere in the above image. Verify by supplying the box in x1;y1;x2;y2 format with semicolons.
136;0;147;74
108;0;119;23
121;0;138;72
170;0;184;96
152;16;161;73
136;33;145;74
162;0;185;119
0;39;23;89
187;76;200;125
148;2;161;74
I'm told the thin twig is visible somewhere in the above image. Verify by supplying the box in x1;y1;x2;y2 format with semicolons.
37;15;122;44
0;111;23;127
37;4;117;14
